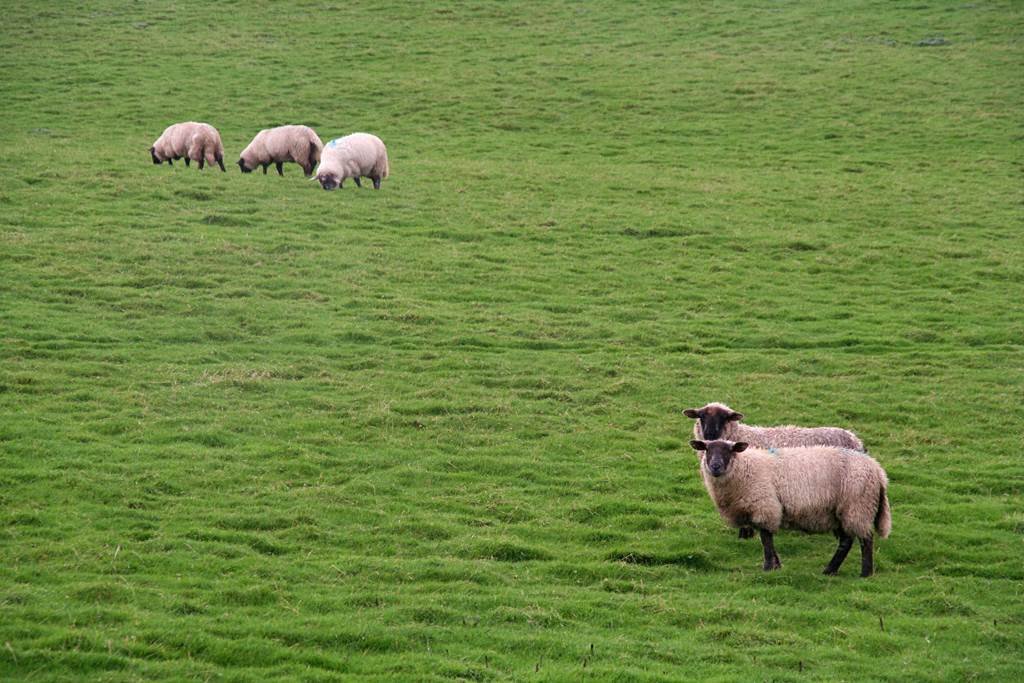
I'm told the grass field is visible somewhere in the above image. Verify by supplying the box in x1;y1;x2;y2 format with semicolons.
2;1;1023;680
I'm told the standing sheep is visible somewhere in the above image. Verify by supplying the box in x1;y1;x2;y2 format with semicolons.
237;125;323;177
314;133;389;190
149;122;226;171
684;402;867;539
689;439;891;576
684;402;865;451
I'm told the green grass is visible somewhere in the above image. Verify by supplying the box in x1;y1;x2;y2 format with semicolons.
2;0;1023;680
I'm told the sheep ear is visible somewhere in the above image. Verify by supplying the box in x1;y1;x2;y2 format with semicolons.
732;442;748;453
727;411;744;422
689;440;707;451
683;408;700;418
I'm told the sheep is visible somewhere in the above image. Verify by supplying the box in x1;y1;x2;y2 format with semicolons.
149;122;226;171
684;402;867;540
237;125;323;177
684;402;865;451
689;439;891;576
314;133;389;190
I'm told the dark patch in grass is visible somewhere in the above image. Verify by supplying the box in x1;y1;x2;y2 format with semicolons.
221;586;277;607
468;542;552;562
338;331;378;344
784;240;821;251
180;431;230;448
607;550;716;571
73;583;131;604
215;514;317;532
623;227;689;238
249;537;288;556
171;601;206;615
427;230;484;242
202;214;251;227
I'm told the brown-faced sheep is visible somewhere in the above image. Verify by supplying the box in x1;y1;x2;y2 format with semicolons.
684;403;867;540
150;122;226;171
689;439;891;577
238;125;323;177
314;133;389;190
684;403;865;451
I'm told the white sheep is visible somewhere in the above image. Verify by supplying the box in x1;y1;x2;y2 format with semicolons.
150;122;226;171
684;402;865;451
314;133;389;190
690;439;891;576
684;402;867;540
238;125;323;177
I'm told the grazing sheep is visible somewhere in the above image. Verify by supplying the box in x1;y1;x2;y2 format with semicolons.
314;133;389;190
689;439;891;577
237;125;323;177
684;402;867;540
150;122;226;171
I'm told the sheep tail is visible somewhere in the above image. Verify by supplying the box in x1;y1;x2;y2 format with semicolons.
875;484;891;538
381;148;390;178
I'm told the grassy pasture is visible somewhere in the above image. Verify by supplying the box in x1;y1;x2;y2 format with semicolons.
1;0;1023;680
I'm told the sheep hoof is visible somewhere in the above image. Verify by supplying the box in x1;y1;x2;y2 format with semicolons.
823;567;839;576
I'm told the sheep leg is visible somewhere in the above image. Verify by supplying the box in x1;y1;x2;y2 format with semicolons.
738;527;755;540
184;158;190;167
758;529;781;571
216;154;226;172
823;532;854;575
353;177;362;188
275;161;284;176
262;163;269;175
859;535;874;577
198;158;205;170
167;158;173;166
372;175;382;190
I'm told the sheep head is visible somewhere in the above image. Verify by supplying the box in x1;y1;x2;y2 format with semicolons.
683;403;743;440
690;439;747;478
316;172;341;191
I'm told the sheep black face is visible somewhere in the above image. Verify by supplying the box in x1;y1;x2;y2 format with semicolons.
317;173;341;191
150;146;161;164
691;440;747;478
684;404;743;440
237;158;253;173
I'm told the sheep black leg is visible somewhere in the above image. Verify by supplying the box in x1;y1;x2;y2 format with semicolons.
372;175;381;189
184;158;190;167
860;535;874;577
217;155;226;172
262;163;269;175
739;527;755;540
275;162;284;176
167;158;173;166
823;531;854;575
353;177;362;188
758;529;781;571
198;158;205;170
